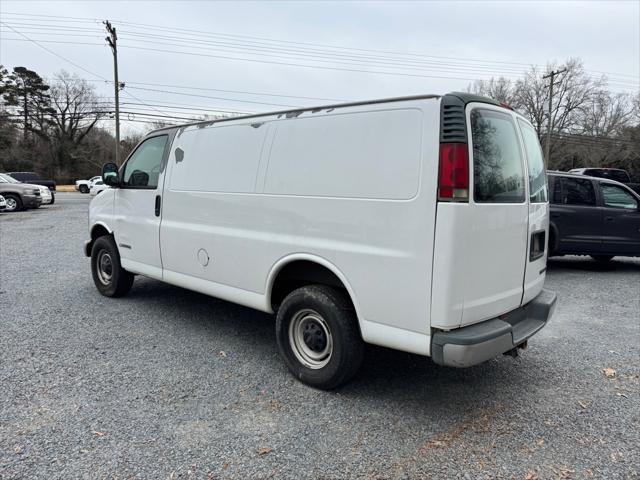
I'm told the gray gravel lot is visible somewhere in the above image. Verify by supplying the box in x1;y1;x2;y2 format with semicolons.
1;193;639;479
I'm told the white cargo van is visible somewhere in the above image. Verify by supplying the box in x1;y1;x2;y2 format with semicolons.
86;92;556;389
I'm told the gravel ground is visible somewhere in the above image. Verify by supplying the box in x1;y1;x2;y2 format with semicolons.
1;193;639;480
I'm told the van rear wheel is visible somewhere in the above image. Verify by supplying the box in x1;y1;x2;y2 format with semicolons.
276;285;364;390
91;236;134;297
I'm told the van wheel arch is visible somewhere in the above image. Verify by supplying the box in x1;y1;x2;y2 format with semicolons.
268;259;360;320
86;224;113;256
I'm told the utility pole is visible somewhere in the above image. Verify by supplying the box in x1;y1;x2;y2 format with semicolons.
542;67;567;168
23;80;28;140
104;20;121;165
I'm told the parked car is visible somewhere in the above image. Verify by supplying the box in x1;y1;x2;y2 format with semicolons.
0;194;6;212
85;92;556;389
548;171;640;261
89;179;109;196
6;171;57;193
568;167;640;195
76;176;102;194
0;173;42;211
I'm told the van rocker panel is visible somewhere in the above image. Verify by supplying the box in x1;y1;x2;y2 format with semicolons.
431;289;556;367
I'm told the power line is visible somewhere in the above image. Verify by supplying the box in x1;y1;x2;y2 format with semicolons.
124;85;302;108
6;31;637;88
0;22;109;82
3;11;638;82
120;82;346;102
118;44;513;82
3;20;637;88
89;99;255;115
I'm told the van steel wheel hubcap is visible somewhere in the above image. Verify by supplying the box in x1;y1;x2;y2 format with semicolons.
289;309;333;369
96;250;113;285
5;198;17;211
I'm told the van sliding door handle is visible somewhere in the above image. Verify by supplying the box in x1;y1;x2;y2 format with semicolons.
155;195;161;217
604;216;614;222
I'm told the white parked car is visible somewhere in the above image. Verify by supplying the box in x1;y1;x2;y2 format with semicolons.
0;194;6;211
85;92;556;389
89;180;109;196
76;176;102;193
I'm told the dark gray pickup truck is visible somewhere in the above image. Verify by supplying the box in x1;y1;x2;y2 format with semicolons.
6;171;56;192
568;168;640;195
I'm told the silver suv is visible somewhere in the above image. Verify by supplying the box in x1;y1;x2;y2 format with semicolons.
0;173;42;212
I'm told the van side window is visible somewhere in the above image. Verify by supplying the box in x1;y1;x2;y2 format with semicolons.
471;109;525;203
559;177;596;206
601;183;638;210
123;135;168;189
518;120;548;203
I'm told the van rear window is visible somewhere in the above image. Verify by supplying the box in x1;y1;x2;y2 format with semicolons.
471;109;525;203
518;120;548;203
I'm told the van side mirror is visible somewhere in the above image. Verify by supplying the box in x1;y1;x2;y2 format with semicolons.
102;163;120;187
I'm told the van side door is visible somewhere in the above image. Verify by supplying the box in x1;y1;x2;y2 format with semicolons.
114;134;171;278
598;181;640;255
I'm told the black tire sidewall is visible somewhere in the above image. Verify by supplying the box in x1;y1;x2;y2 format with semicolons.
5;194;22;212
91;236;132;297
276;286;363;389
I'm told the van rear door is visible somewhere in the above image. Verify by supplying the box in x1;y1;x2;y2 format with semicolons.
460;104;528;325
518;119;549;304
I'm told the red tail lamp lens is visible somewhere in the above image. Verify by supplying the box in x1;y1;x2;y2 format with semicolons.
438;143;469;201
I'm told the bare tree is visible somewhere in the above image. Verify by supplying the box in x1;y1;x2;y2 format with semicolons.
580;91;635;137
468;77;517;105
30;70;106;177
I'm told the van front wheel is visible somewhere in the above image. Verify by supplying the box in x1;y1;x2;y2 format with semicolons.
276;285;364;390
91;236;134;297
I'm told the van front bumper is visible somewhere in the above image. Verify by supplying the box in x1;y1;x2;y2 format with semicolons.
431;289;557;368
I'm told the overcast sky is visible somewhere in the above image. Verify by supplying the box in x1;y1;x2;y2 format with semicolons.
1;0;638;136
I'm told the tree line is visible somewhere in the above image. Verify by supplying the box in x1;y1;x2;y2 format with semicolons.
0;66;143;183
1;59;639;183
468;58;640;179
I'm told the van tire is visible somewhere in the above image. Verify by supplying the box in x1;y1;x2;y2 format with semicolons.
91;235;134;297
276;285;364;390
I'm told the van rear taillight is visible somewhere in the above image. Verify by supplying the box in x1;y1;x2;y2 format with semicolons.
438;143;469;202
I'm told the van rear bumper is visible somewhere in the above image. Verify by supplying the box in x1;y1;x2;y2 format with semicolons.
431;289;557;368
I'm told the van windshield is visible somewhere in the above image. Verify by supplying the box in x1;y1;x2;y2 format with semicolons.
518;120;548;203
